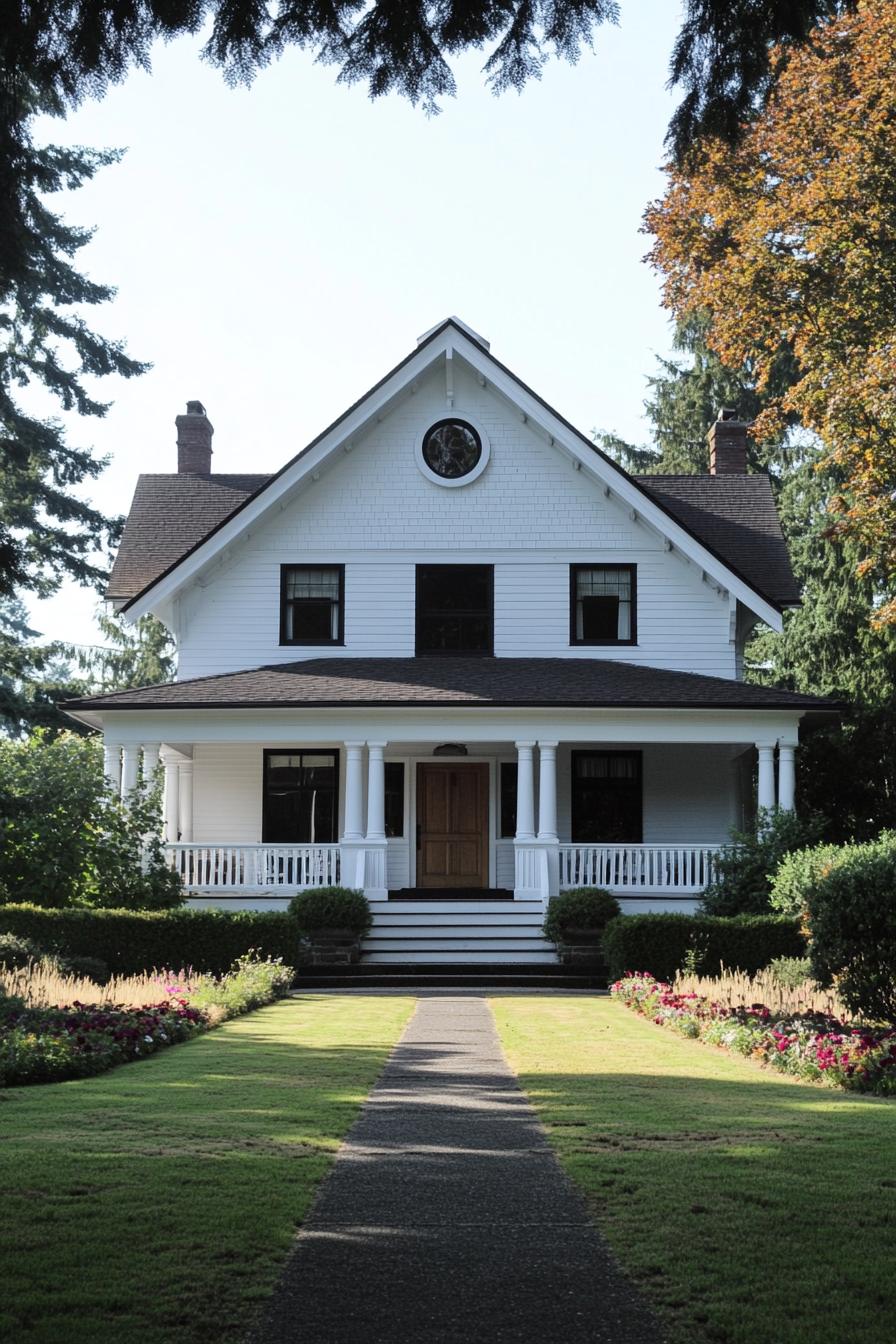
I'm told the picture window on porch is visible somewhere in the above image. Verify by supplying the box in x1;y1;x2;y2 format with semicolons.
262;750;338;843
571;750;642;843
280;565;344;645
570;564;636;645
385;762;404;838
416;564;493;655
499;762;517;838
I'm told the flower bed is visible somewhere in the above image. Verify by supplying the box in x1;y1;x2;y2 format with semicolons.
0;953;295;1087
611;972;896;1097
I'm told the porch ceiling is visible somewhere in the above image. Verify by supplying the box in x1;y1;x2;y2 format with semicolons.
64;656;837;714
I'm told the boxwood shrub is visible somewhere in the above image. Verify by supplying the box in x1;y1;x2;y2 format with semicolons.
0;904;302;977
544;888;620;943
288;887;372;937
601;912;806;983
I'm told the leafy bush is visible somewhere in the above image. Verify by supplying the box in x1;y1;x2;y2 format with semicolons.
601;913;805;982
805;833;896;1023
612;973;896;1096
187;953;294;1022
0;731;183;909
700;807;826;916
288;887;371;937
769;843;842;918
544;888;620;942
0;933;45;969
0;904;302;977
765;956;813;989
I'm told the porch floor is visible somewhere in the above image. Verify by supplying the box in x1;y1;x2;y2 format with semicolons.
387;886;513;901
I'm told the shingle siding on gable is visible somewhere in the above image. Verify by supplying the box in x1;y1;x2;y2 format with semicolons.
173;367;735;679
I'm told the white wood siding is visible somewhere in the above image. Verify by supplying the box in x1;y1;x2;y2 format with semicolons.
189;742;737;857
175;363;734;680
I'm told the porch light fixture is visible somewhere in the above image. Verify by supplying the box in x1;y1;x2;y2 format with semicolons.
433;743;468;757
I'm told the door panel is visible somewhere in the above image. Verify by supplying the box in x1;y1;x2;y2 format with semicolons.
417;763;489;888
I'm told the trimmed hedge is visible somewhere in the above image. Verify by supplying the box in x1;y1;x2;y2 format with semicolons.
601;912;806;982
0;904;302;977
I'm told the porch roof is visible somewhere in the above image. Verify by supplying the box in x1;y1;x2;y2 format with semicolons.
63;656;838;714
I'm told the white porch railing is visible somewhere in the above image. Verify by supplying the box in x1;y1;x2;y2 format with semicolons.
559;844;719;893
166;843;340;891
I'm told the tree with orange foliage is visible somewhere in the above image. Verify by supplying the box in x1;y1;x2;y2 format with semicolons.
647;0;896;626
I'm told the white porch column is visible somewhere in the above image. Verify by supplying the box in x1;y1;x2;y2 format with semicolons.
756;744;776;817
142;742;161;781
177;761;194;842
537;742;558;841
363;741;388;900
514;742;536;841
778;743;796;813
103;742;122;796
121;746;141;803
163;754;180;842
343;742;365;841
365;742;387;841
340;741;367;890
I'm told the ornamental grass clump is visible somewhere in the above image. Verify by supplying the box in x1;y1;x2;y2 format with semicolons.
612;971;896;1096
0;952;295;1086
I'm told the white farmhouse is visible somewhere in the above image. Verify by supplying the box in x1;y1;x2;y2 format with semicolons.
66;318;831;966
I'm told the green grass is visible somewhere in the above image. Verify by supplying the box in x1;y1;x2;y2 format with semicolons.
0;994;414;1344
492;996;896;1344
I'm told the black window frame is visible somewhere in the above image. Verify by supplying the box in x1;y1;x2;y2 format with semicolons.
499;761;518;839
569;563;637;647
570;749;643;844
262;748;340;844
384;761;405;838
279;564;345;647
415;563;494;657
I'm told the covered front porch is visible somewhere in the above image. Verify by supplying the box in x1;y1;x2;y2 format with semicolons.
101;724;798;913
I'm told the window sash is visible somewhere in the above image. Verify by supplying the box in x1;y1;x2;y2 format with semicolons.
263;750;338;843
571;565;635;644
570;750;642;843
281;566;343;644
499;762;518;838
384;762;404;838
416;565;493;655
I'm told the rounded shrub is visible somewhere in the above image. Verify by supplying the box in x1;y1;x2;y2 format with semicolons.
288;887;372;937
58;954;111;984
765;955;812;989
769;843;841;918
0;932;45;968
544;888;620;943
806;833;896;1023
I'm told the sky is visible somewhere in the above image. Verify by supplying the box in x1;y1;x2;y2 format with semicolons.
28;2;684;648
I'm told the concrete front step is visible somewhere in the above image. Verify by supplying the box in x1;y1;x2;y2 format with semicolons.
293;961;604;989
375;900;543;916
362;950;562;964
371;912;545;927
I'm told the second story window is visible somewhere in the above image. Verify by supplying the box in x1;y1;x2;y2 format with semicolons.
280;565;344;645
570;564;636;645
416;565;493;655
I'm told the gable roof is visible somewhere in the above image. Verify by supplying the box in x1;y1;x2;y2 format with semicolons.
108;468;799;609
110;318;798;623
63;656;836;715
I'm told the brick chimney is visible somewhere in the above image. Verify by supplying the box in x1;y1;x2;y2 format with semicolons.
707;408;748;474
176;401;214;474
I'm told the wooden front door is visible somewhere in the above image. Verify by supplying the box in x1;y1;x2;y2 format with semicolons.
416;763;489;888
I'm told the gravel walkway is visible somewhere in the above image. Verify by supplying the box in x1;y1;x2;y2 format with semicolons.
249;995;664;1343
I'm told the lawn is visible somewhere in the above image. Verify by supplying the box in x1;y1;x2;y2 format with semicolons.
0;994;414;1344
492;996;896;1344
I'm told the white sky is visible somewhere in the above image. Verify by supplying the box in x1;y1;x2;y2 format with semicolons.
28;2;684;648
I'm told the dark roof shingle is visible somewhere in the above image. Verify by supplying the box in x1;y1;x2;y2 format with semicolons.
65;656;836;713
634;474;800;608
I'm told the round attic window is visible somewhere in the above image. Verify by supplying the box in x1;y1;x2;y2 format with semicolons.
416;417;490;487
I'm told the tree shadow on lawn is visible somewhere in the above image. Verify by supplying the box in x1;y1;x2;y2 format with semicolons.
0;998;411;1344
513;1066;896;1344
